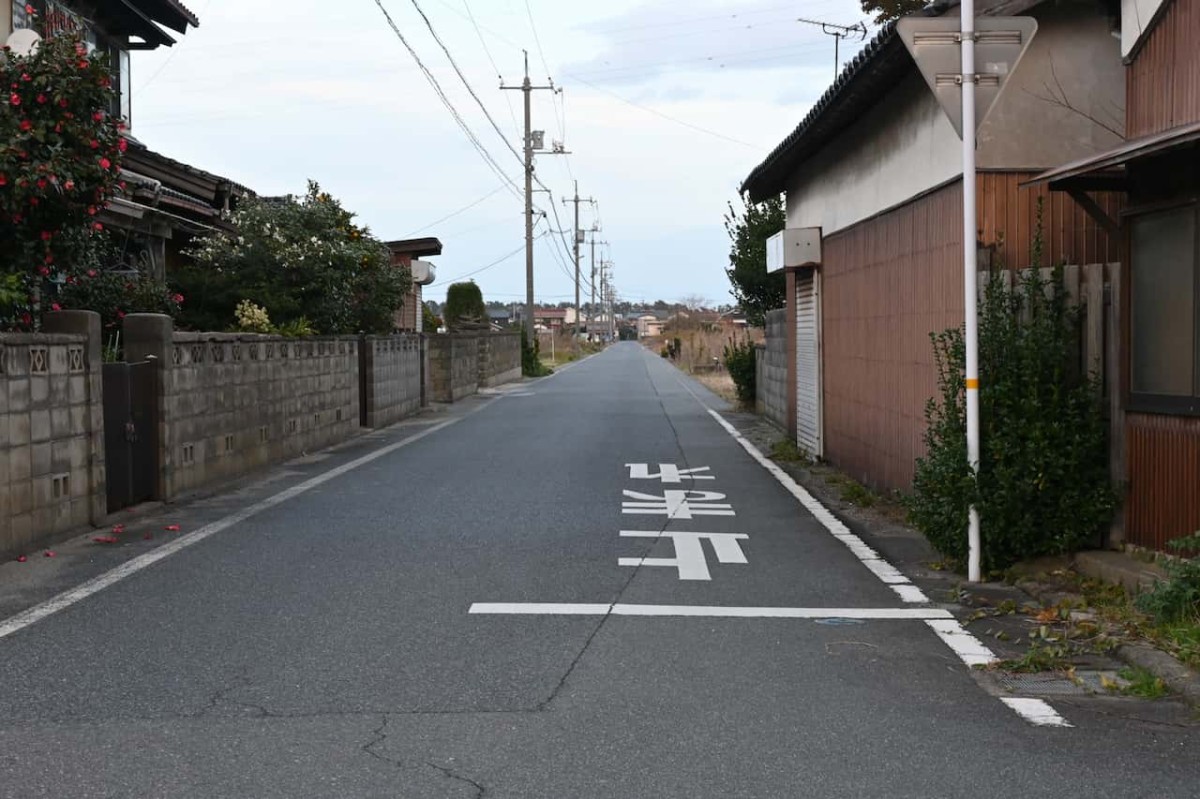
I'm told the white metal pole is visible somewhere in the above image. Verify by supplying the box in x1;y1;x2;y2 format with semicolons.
962;2;982;582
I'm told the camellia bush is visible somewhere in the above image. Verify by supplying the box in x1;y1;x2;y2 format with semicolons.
1;9;127;330
175;182;407;334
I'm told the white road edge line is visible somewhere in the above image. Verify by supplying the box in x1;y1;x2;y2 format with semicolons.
0;409;484;643
1000;697;1074;728
702;407;931;605
469;603;955;619
699;401;1072;729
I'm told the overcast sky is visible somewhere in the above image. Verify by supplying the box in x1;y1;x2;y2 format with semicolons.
130;0;871;308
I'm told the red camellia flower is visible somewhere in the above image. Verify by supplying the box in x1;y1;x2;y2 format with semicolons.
36;178;47;189
87;269;97;278
0;175;6;186
117;311;126;319
25;3;34;14
64;179;74;190
93;222;104;231
20;73;30;82
54;123;62;133
29;197;38;206
36;93;46;104
38;266;50;276
87;205;97;215
99;157;111;170
9;93;20;106
172;293;185;304
58;98;68;108
16;555;27;563
118;138;127;153
89;139;99;149
92;111;104;122
19;119;31;131
40;230;52;241
77;60;88;70
50;303;61;311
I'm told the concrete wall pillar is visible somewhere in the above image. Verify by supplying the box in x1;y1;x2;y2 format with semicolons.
42;310;106;526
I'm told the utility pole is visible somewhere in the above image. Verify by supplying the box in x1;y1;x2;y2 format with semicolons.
587;231;604;341
562;182;595;354
502;52;563;352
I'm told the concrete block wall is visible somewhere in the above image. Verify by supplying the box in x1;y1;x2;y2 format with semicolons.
360;333;423;428
758;309;789;430
124;316;360;500
1;312;105;557
429;334;480;403
478;332;521;388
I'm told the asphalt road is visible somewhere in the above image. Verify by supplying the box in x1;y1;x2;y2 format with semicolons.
1;342;1199;798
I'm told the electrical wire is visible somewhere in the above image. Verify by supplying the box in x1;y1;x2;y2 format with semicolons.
370;0;523;199
405;0;525;168
428;236;536;287
462;0;520;138
403;182;508;236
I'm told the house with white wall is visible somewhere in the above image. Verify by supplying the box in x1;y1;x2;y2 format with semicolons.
741;0;1124;492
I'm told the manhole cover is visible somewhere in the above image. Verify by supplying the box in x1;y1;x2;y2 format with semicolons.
995;670;1121;696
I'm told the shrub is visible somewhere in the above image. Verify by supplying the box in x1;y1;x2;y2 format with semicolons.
1136;533;1200;624
177;182;406;334
723;337;757;405
58;267;181;332
444;281;487;331
908;266;1116;571
1;15;126;330
521;329;550;377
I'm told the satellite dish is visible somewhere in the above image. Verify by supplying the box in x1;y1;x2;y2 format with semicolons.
6;29;42;57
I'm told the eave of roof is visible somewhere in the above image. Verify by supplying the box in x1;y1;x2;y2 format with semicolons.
386;237;444;257
741;0;1046;202
122;142;253;202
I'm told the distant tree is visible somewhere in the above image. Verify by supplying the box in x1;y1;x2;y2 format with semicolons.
653;300;669;310
724;194;785;327
861;0;928;24
680;294;708;310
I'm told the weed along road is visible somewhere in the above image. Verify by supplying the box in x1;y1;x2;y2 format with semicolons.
0;342;1196;798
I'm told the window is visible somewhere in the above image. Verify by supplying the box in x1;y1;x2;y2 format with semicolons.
1130;203;1200;413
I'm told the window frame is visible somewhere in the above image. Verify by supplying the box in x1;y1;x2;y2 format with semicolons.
1126;199;1200;416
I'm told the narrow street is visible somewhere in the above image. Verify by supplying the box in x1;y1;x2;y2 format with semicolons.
1;343;1198;798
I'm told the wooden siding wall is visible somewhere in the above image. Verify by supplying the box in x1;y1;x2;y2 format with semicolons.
979;173;1124;268
1126;413;1200;550
820;175;1121;492
1127;0;1200;138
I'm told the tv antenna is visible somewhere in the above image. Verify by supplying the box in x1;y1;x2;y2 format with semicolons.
797;17;868;80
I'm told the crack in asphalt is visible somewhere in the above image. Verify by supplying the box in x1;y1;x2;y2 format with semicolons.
533;355;698;712
360;714;400;768
426;760;488;798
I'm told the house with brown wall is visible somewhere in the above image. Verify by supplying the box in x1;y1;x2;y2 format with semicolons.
741;0;1124;494
1029;0;1200;550
386;238;441;333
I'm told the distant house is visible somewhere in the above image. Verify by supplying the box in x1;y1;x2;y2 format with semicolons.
1027;0;1200;551
635;314;664;339
386;238;440;333
741;0;1123;487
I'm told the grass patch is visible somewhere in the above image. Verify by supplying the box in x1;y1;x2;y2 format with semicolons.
840;480;877;508
769;439;811;464
995;639;1073;673
1117;666;1169;699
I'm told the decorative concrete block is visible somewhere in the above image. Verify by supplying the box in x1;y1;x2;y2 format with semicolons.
29;409;50;443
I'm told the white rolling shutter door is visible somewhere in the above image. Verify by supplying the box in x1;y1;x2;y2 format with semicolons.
796;271;823;457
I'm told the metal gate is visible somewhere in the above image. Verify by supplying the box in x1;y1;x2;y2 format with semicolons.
102;360;159;512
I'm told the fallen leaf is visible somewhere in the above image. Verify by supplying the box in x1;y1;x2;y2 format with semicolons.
1033;607;1059;623
1100;674;1118;691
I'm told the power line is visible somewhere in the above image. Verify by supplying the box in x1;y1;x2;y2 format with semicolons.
522;0;576;187
403;182;508;236
370;0;522;199
462;0;520;137
405;0;525;168
561;72;760;149
429;236;538;287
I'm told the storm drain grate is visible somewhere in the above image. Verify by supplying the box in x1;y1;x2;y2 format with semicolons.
995;670;1120;696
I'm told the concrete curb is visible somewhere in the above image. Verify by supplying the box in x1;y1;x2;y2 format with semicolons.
1116;643;1200;709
